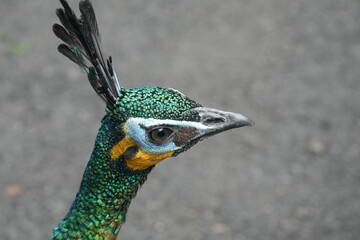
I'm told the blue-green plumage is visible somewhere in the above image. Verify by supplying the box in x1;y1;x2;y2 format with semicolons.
111;87;201;121
51;0;253;239
52;115;151;239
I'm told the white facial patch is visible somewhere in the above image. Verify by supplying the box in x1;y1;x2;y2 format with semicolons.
124;118;210;155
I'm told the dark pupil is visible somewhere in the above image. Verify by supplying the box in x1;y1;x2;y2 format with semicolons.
150;128;172;143
157;129;166;138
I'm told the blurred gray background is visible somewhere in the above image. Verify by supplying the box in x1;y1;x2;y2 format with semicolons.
0;0;359;239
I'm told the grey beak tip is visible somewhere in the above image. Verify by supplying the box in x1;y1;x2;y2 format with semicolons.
235;117;255;128
230;112;255;128
247;117;255;127
194;106;254;129
189;107;254;140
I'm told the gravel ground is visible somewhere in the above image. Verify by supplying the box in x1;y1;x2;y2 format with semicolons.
0;0;359;239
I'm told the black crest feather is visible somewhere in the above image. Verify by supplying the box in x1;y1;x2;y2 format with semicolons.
53;0;121;108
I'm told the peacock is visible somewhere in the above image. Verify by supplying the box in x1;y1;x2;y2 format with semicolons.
51;0;254;239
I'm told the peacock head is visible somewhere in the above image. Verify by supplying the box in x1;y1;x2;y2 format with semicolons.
53;0;253;172
107;86;254;171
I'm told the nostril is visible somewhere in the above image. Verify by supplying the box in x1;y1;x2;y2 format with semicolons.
203;117;225;126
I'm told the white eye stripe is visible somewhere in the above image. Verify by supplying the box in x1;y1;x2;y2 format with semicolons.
124;118;208;154
124;118;179;154
128;118;210;130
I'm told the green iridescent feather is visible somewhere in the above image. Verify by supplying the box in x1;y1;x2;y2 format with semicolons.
50;86;202;239
51;1;253;239
111;87;201;121
52;1;203;238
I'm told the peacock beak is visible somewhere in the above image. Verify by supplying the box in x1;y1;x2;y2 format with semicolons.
192;107;254;140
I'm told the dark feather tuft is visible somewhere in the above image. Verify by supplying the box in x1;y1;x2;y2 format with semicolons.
53;0;122;108
53;24;81;48
57;44;86;68
79;0;100;39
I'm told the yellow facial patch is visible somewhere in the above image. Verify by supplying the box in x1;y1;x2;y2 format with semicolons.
110;137;135;159
110;137;174;171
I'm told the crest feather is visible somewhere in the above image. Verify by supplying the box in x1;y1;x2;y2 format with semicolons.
53;0;121;108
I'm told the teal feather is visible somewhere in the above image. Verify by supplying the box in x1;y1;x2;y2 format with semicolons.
51;1;253;239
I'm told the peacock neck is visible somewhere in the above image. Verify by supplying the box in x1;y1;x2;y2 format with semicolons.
50;114;153;240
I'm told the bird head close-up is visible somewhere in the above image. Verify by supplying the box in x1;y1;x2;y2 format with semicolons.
1;0;358;239
53;0;254;171
49;0;253;239
104;86;253;171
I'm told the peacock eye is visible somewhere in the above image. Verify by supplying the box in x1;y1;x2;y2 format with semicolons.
149;128;173;143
